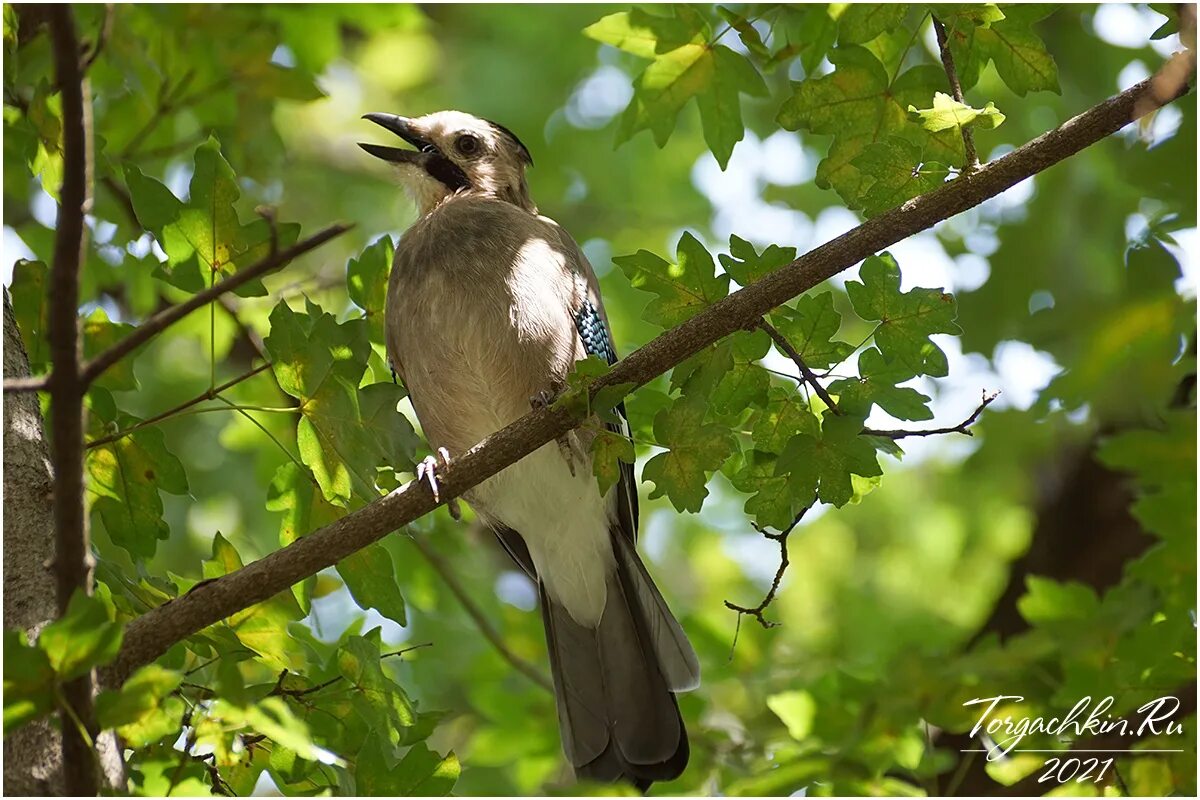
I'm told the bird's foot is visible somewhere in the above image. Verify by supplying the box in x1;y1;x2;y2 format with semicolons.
530;390;577;477
416;447;461;519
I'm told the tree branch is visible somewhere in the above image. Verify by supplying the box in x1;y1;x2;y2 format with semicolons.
406;535;554;693
863;390;998;439
933;16;979;173
103;69;1191;688
85;362;272;450
758;318;841;413
79;223;351;387
723;499;817;630
3;375;49;393
45;6;98;793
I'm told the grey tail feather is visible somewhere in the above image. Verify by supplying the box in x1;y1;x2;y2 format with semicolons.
539;526;698;790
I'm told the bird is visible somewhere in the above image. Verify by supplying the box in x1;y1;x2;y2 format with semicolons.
359;110;700;789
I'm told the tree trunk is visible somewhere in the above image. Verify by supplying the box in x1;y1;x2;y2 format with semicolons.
3;291;64;795
3;292;124;793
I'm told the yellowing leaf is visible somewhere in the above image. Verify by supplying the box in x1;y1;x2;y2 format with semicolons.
907;92;1005;132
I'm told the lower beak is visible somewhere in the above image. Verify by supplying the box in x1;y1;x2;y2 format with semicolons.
358;113;431;164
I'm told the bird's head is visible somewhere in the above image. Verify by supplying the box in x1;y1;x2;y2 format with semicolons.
359;110;535;216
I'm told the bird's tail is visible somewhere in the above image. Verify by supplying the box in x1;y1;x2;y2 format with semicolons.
540;529;700;790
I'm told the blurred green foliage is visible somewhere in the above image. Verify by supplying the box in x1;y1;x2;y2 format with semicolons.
2;3;1195;797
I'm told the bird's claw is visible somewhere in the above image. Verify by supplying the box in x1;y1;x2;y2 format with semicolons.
416;447;454;507
530;389;577;477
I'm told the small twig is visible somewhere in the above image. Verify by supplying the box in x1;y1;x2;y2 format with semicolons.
268;643;433;699
256;206;279;257
724;497;817;632
80;223;352;387
933;16;979;173
3;374;50;393
100;174;139;229
758;318;841;413
862;391;998;439
80;4;112;74
407;535;554;693
86;362;272;450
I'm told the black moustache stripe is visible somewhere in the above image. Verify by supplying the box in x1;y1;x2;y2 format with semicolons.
425;154;471;192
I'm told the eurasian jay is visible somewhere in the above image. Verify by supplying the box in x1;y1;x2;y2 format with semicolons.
359;110;700;789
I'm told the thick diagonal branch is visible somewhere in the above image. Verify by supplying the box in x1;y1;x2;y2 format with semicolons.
104;71;1191;687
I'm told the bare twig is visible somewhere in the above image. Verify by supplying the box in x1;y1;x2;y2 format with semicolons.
267;643;433;699
102;69;1191;688
933;16;979;173
407;535;554;693
863;391;998;439
80;3;112;74
758;318;841;413
45;7;97;793
80;223;351;387
3;374;50;393
85;362;272;450
724;499;817;631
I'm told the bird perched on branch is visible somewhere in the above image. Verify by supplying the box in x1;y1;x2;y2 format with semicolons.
360;110;700;789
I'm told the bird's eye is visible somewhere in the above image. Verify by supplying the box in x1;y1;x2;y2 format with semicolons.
456;134;481;156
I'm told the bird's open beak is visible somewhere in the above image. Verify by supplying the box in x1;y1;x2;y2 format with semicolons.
358;113;433;163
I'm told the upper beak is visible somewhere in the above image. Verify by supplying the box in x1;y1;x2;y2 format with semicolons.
358;113;433;163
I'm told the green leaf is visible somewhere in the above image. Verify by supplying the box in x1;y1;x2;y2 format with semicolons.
717;7;770;58
86;411;190;561
95;664;184;747
777;45;964;205
150;137;300;296
945;4;1060;96
719;235;797;287
583;8;703;58
266;462;342;610
642;397;735;512
907;92;1005;132
851;137;949;217
202;533;304;670
838;4;908;45
768;292;856;370
395;743;461;796
598;7;766;169
1098;411;1197;545
123;163;183;233
8;259;48;370
224;697;327;762
339;543;408;626
777;412;882;507
347;235;395;346
728;449;799;530
82;308;140;392
777;5;841;76
845;253;962;377
829;347;933;421
39;591;123;682
1017;577;1100;626
710;329;772;413
3;629;55;731
694;45;770;168
767;690;816;740
615;232;729;329
592;428;635;497
338;634;416;740
264;300;419;505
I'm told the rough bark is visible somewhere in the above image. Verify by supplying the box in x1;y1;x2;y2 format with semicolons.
3;292;63;795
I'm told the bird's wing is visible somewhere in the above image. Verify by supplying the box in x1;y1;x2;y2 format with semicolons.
541;216;640;546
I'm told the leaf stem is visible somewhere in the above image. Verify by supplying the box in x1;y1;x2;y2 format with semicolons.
933;16;980;172
86;362;272;450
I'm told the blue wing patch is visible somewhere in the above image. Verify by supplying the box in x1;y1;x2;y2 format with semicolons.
575;298;617;365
